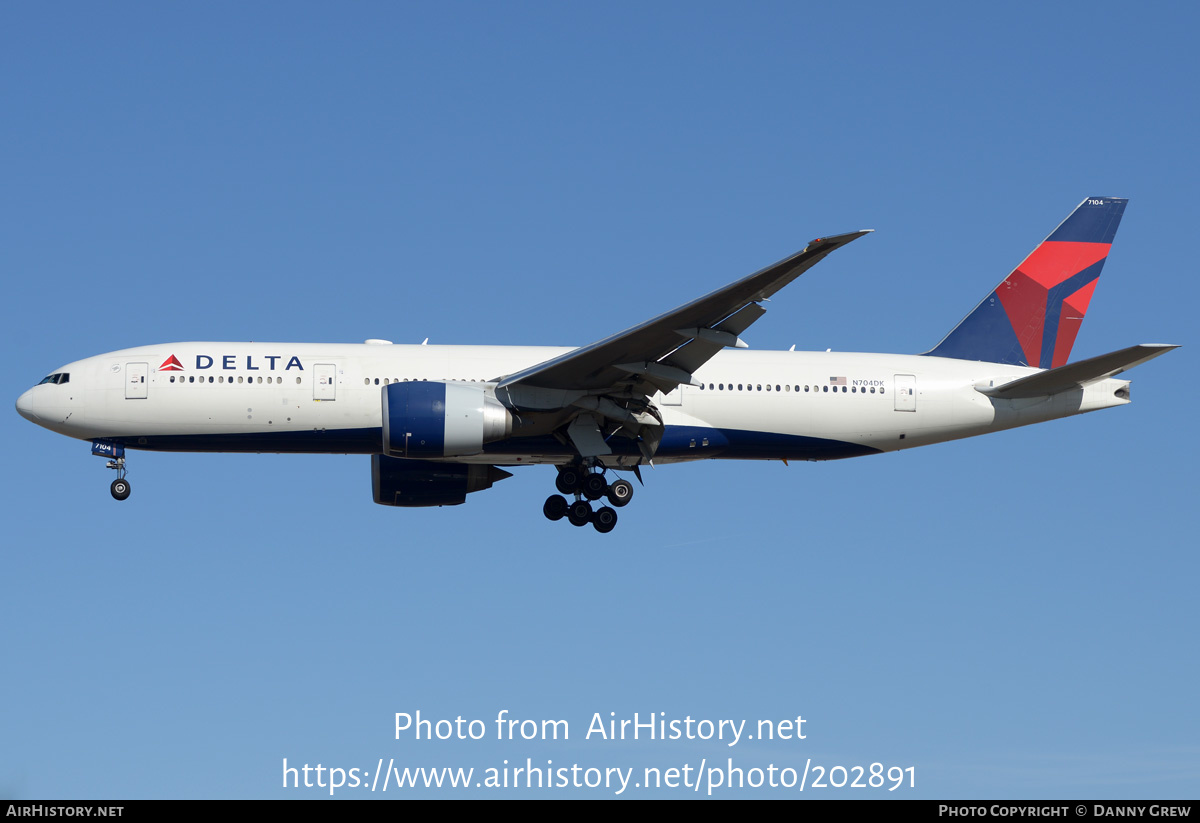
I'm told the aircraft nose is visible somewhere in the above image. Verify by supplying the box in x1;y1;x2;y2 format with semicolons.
16;389;39;422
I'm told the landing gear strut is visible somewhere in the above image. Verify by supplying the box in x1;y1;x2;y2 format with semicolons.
543;465;634;533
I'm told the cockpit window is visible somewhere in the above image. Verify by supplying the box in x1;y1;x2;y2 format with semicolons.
37;373;69;385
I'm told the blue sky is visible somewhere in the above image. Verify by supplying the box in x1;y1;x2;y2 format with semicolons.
3;2;1196;798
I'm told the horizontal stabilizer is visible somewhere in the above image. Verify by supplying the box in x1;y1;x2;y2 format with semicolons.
977;344;1178;399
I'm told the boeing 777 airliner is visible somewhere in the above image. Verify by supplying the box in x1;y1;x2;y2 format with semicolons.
15;197;1176;532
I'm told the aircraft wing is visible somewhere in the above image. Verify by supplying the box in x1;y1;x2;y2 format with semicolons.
496;230;871;395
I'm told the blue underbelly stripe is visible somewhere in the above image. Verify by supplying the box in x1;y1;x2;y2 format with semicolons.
110;425;881;461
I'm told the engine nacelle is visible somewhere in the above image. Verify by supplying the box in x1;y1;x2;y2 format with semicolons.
372;455;513;507
382;381;512;458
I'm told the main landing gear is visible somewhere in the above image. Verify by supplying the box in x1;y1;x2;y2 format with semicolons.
543;466;634;534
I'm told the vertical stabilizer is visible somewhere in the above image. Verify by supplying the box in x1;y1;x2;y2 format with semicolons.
925;197;1127;368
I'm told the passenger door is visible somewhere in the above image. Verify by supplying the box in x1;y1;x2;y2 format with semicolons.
894;374;916;412
125;362;148;399
314;363;337;401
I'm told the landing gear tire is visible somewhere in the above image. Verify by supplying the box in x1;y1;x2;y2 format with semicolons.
556;468;584;495
567;500;592;527
606;478;634;507
110;478;131;501
543;494;568;521
582;473;608;501
592;506;618;533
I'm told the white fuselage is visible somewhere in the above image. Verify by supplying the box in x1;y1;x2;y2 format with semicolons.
16;341;1132;465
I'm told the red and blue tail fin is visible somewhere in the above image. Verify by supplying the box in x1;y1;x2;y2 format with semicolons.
925;197;1127;368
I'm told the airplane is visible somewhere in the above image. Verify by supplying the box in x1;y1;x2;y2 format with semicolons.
15;196;1177;533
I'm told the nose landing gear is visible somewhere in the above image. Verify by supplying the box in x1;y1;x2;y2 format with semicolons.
110;473;131;501
92;440;131;501
543;465;635;533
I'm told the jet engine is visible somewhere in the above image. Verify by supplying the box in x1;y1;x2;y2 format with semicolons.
382;381;512;458
371;455;513;507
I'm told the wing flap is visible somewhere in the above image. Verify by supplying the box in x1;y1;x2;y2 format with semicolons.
661;337;724;375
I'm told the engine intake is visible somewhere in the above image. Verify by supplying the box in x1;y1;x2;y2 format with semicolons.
382;381;512;458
